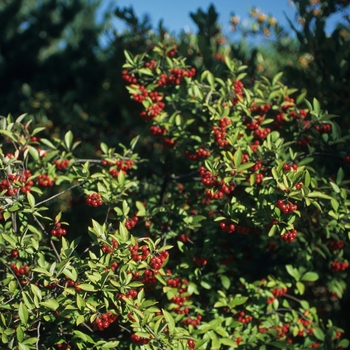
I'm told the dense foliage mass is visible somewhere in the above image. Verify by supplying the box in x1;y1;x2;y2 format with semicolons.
0;0;350;349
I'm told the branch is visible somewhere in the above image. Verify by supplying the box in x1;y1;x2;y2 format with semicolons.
34;183;82;208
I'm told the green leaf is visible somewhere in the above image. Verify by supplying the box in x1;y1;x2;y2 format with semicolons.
30;284;42;300
233;148;242;168
119;222;129;242
336;167;345;185
272;72;283;86
40;299;59;311
27;192;36;208
124;50;134;65
313;327;325;341
200;281;211;289
220;275;231;290
76;294;86;310
19;303;28;325
16;326;24;342
313;98;321;115
307;191;333;200
28;146;39;161
220;338;237;347
162;309;175;335
285;265;300;281
301;272;319;282
296;281;305;295
73;330;94;343
76;284;96;292
64;130;73;151
135;201;146;216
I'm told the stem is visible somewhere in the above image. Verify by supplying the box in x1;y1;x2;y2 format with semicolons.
34;183;82;208
284;293;302;303
32;214;61;262
36;321;41;350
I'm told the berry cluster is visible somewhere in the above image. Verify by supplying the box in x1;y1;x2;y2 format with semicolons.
249;103;271;114
149;91;163;102
86;193;103;207
219;221;235;234
1;170;33;195
250;140;260;152
65;279;82;291
272;112;286;128
150;125;166;136
162;138;175;148
281;229;297;242
343;155;350;163
178;233;190;243
182;314;202;327
235;311;253;324
10;249;19;258
131;84;148;103
315;123;331;134
140;101;165;120
10;263;29;276
125;216;138;230
282;96;295;110
121;70;137;84
54;159;70;170
129;244;150;261
248;172;264;184
331;261;349;272
51;222;67;237
107;159;134;177
92;312;118;331
212;117;232;147
328;240;345;251
130;334;150;346
150;251;169;272
185;148;211;160
166;274;191;314
237;225;254;235
118;289;138;300
199;166;235;200
157;67;196;86
108;262;118;271
289;109;308;119
231;80;244;104
272;287;288;297
37;174;55;187
144;60;156;69
101;239;118;254
193;256;207;267
141;269;157;290
187;339;195;350
276;200;297;214
297;135;312;146
166;44;177;57
253;127;271;139
259;323;292;342
283;163;298;171
56;343;70;350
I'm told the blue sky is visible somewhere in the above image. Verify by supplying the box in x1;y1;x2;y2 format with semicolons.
99;0;296;33
97;0;346;41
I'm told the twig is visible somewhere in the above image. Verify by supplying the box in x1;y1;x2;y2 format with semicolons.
284;293;302;303
36;321;41;350
34;183;82;208
32;214;61;262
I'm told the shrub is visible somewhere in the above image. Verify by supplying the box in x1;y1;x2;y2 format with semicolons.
0;43;349;349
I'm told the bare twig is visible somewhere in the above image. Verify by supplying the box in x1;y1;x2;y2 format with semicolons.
34;183;82;208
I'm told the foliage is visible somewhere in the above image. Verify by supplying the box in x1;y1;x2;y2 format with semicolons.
1;39;350;348
233;0;350;127
0;1;350;348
